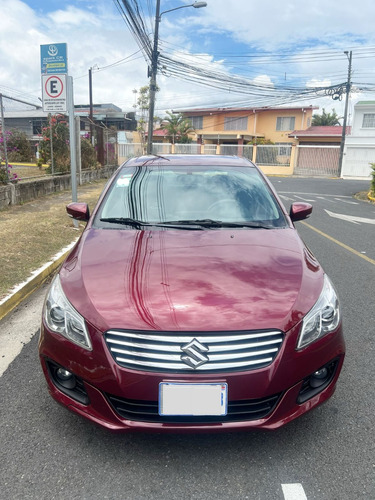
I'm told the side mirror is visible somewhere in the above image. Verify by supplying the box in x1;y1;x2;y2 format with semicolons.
289;202;312;222
66;202;90;222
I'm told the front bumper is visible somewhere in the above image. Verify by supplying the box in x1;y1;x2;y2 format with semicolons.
39;320;345;432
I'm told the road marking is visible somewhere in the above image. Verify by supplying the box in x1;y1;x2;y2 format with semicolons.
316;196;335;203
282;484;308;500
279;195;295;202
334;198;359;205
294;195;316;202
301;222;375;266
279;191;354;199
325;209;375;225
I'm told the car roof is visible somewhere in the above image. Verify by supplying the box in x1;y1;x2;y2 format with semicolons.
124;155;256;167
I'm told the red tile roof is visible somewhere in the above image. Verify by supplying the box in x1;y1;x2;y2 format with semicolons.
145;128;168;137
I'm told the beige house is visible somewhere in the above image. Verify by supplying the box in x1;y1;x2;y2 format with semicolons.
175;105;317;146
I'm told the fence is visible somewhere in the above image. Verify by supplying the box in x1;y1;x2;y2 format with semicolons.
221;144;253;160
117;142;371;178
255;145;292;166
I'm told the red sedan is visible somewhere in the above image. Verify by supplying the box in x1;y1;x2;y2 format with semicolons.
39;155;345;432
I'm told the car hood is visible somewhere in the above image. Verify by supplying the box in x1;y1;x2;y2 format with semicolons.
60;228;322;333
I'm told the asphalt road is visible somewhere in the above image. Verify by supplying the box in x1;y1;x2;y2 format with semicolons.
0;177;374;500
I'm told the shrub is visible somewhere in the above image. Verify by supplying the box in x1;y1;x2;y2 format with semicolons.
6;129;33;162
38;115;70;174
0;164;18;185
81;137;97;170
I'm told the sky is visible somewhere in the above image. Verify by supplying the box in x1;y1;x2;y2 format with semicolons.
2;0;375;122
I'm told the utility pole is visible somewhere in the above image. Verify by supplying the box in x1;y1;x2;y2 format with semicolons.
89;67;94;146
146;2;207;155
147;0;161;155
338;50;352;178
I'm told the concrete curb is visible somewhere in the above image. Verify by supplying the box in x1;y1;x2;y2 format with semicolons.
0;240;78;322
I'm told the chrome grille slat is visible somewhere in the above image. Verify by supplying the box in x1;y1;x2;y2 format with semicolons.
110;346;279;361
106;330;281;344
116;357;274;370
106;338;282;352
104;329;284;373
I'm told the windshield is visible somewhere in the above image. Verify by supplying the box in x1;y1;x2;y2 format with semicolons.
95;164;287;228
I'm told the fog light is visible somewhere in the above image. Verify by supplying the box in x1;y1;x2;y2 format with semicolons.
297;358;339;404
313;368;328;379
310;367;329;388
56;367;76;389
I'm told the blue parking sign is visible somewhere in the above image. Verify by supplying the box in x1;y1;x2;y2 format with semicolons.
40;43;68;74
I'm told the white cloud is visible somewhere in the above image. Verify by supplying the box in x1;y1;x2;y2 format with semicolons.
1;0;375;119
47;6;100;26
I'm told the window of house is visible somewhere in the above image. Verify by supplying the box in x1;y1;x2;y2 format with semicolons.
224;116;248;131
276;116;296;131
32;118;47;135
362;113;375;128
188;116;203;129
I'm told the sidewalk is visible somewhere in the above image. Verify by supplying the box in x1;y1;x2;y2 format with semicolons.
0;179;108;320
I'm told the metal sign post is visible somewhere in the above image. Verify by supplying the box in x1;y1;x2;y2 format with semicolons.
41;43;78;219
67;76;78;211
0;94;9;180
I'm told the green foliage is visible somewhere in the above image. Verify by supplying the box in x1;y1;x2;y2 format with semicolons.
249;138;275;145
0;164;18;185
38;115;70;174
370;163;375;196
162;111;194;143
81;137;97;170
133;85;159;150
312;108;341;126
5;129;33;162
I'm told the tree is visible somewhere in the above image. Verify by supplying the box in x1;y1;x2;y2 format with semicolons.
162;111;194;144
38;114;70;173
133;85;159;152
312;108;341;126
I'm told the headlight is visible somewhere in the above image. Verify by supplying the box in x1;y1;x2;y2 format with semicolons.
297;275;340;350
44;275;92;350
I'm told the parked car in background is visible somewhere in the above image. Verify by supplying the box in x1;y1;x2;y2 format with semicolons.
39;155;345;432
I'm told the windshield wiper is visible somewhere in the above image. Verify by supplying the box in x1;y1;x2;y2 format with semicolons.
160;219;274;229
99;217;203;230
100;217;152;228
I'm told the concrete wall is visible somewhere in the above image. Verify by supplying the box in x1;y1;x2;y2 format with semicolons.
0;165;118;210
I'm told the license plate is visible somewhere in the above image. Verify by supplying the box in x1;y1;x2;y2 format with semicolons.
159;383;228;416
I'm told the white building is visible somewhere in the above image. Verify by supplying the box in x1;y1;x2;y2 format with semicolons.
342;101;375;178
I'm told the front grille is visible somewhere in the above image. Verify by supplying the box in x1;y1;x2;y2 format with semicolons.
106;393;283;423
104;329;284;373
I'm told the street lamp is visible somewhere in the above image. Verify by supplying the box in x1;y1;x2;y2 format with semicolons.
146;1;207;155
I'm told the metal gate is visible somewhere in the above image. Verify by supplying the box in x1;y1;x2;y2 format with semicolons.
294;145;340;177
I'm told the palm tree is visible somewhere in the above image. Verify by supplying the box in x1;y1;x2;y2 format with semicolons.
312;108;341;126
162;111;194;143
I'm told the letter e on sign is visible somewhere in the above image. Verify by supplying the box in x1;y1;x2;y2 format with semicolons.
45;76;64;98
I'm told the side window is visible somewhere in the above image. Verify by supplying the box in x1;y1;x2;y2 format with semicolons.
276;117;296;131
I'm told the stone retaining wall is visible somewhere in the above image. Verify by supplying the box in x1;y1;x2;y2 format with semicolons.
0;166;118;210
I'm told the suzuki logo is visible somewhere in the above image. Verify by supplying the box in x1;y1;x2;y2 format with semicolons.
180;338;209;369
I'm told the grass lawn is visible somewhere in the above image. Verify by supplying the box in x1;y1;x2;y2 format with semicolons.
0;179;107;299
